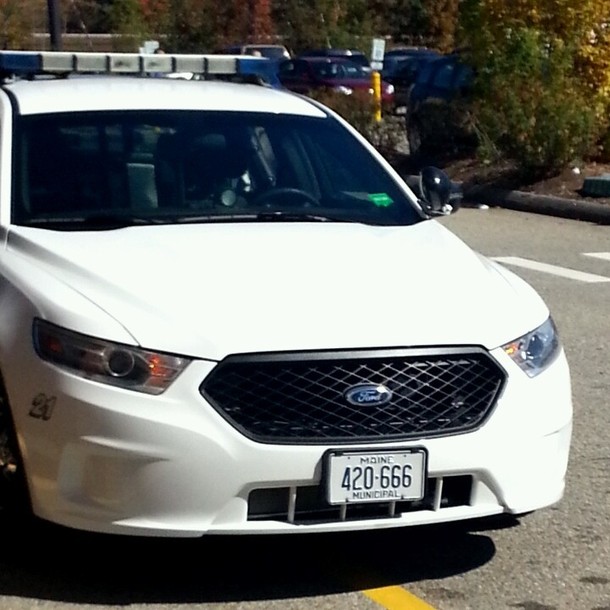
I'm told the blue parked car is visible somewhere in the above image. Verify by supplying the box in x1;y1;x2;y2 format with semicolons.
381;46;440;79
381;48;441;111
297;48;371;73
405;54;476;159
408;54;474;108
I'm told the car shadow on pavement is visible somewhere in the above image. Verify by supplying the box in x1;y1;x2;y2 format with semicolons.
0;517;501;604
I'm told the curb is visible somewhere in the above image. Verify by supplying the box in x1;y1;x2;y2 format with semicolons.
462;184;610;225
404;176;610;225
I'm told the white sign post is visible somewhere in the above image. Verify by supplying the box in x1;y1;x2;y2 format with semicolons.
370;38;385;72
141;40;160;54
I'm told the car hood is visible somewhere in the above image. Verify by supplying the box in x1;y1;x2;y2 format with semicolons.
9;221;548;360
320;78;390;91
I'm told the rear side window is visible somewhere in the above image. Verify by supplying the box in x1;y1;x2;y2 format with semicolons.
431;62;456;89
346;54;369;68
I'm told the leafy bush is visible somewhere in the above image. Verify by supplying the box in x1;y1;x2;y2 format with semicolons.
459;2;608;176
406;98;478;162
460;0;610;113
468;28;598;176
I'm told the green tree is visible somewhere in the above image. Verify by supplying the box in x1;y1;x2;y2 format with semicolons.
141;0;276;52
380;0;428;46
272;0;378;54
66;0;113;34
365;0;456;50
108;0;147;49
0;0;45;49
248;0;274;42
460;0;610;107
138;0;224;52
426;0;459;52
459;0;608;173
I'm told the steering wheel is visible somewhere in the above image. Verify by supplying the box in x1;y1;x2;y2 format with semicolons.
251;187;320;208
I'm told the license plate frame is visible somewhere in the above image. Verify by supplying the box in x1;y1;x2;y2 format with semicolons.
325;447;427;505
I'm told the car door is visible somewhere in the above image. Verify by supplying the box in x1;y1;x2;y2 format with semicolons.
277;59;315;94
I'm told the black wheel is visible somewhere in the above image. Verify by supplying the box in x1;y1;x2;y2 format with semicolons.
0;374;31;521
407;115;423;159
251;187;320;208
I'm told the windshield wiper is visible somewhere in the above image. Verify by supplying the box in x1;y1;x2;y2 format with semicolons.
21;210;385;229
175;211;352;224
255;211;348;222
21;214;164;230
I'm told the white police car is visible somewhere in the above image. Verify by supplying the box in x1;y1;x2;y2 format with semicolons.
0;51;572;537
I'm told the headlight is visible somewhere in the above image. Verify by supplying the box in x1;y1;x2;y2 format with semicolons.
334;85;353;95
385;83;395;95
33;319;191;395
502;317;560;377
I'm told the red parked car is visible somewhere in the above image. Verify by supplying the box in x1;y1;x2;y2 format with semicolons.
277;57;394;104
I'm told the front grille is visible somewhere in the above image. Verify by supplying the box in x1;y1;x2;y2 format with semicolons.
247;476;473;524
200;347;506;443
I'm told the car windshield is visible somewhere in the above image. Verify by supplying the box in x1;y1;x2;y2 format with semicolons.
341;53;369;68
312;61;365;79
12;110;421;229
248;46;289;60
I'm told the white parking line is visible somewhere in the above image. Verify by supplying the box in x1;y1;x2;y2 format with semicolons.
492;256;610;283
583;252;610;262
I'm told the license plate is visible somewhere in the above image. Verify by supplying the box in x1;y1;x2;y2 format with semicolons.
326;449;426;505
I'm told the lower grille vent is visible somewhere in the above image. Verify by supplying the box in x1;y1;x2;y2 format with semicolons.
247;475;473;524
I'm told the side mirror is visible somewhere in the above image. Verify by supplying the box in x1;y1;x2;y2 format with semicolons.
418;166;461;216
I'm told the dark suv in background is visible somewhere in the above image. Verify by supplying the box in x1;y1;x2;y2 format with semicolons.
403;53;475;160
381;47;441;112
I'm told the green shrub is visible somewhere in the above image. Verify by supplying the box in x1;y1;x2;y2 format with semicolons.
463;25;600;176
474;78;597;176
407;98;478;162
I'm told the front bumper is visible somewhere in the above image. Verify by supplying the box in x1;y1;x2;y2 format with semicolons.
13;347;572;537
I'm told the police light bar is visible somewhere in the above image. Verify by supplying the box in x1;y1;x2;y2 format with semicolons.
0;50;277;83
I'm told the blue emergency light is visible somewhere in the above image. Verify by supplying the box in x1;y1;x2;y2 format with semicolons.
0;50;280;87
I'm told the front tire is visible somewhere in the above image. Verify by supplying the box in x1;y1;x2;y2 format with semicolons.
0;373;32;522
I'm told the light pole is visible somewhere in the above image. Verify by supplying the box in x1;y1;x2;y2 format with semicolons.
47;0;62;51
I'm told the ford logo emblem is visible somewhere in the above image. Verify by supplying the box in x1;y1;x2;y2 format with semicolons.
345;384;393;406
